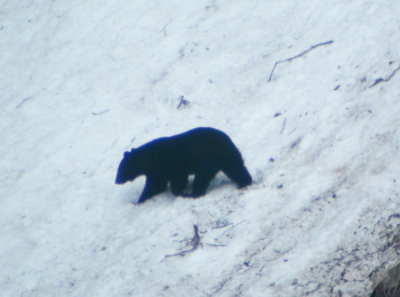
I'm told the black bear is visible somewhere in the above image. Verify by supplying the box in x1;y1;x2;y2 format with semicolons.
115;127;252;203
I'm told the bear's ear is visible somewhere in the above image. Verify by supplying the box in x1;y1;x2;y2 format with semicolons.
124;152;130;158
130;148;136;153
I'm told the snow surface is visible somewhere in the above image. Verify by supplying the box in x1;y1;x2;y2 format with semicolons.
1;0;400;296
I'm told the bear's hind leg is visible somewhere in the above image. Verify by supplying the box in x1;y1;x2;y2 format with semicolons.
138;177;168;203
192;169;218;198
170;174;188;196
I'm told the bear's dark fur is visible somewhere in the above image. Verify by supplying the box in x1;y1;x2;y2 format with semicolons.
115;127;252;203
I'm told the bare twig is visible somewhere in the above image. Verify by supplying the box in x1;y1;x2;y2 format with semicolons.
177;95;190;110
209;278;230;296
92;109;109;116
125;137;136;150
280;118;287;134
165;224;227;258
268;40;334;82
217;220;245;238
369;66;400;88
16;97;33;108
165;225;201;257
204;243;226;247
161;20;172;37
211;223;231;229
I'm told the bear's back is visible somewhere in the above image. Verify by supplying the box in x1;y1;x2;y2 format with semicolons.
136;127;240;170
168;127;235;155
139;127;231;151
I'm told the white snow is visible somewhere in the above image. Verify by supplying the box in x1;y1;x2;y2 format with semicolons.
1;0;400;296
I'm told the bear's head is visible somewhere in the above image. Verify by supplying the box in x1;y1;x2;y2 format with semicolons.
115;149;145;184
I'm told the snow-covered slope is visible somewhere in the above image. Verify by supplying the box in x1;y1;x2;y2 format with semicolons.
1;0;400;296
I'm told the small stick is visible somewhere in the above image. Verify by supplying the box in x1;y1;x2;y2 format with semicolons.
165;225;227;258
204;243;226;247
268;40;334;82
369;66;400;88
209;278;229;296
162;20;172;37
165;225;201;257
126;137;136;150
211;224;232;229
280;118;287;134
16;97;33;108
217;220;245;238
177;95;190;110
92;109;109;116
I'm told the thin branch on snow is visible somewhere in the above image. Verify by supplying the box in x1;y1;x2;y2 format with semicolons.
16;97;33;108
165;225;201;257
92;109;109;115
369;66;400;88
165;224;227;258
161;20;172;37
209;278;231;296
125;137;136;150
268;40;334;82
217;220;245;238
211;223;232;229
177;95;190;110
204;243;226;247
280;118;287;134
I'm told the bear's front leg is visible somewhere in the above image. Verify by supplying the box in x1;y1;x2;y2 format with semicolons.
170;174;188;197
191;170;218;198
222;164;252;189
137;176;168;203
